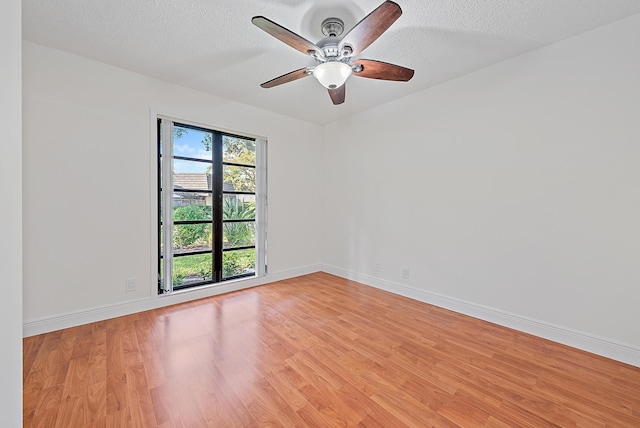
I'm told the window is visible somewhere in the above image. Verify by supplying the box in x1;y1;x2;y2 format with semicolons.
157;118;266;293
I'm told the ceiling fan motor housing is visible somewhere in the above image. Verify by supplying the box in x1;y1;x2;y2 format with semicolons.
317;18;349;60
321;18;344;37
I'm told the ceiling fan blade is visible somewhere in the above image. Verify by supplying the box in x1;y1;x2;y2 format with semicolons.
260;67;311;88
352;59;414;81
252;16;321;56
339;1;402;57
328;85;346;105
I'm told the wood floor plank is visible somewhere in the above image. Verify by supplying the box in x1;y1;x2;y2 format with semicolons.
28;384;63;428
85;381;108;424
23;334;45;382
24;272;640;427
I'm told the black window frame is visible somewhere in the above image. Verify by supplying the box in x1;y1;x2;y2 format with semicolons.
157;119;258;293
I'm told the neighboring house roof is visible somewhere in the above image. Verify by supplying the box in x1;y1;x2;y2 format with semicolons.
173;173;211;191
173;173;235;192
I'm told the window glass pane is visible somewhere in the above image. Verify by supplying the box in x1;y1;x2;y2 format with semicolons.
174;125;213;160
223;197;255;221
223;136;256;165
223;222;255;249
223;165;255;192
173;224;212;254
173;253;213;286
223;249;256;279
173;160;213;190
172;193;212;215
174;159;212;176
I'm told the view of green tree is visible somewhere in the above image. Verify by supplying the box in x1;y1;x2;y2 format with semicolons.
173;205;211;249
223;137;256;192
223;136;256;162
200;134;256;191
173;127;187;139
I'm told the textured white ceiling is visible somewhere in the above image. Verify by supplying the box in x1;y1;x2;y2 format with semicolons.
22;0;640;125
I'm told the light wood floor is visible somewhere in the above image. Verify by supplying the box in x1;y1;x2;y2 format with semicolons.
24;272;640;427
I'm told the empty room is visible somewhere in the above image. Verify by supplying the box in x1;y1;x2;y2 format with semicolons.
2;0;640;426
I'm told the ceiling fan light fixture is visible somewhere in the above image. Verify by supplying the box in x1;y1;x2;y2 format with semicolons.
252;1;413;105
312;62;352;89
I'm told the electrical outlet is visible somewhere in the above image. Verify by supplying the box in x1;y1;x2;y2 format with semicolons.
125;278;136;292
402;267;410;279
374;261;381;272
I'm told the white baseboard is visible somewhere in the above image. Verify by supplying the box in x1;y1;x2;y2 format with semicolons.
22;264;322;337
321;264;640;368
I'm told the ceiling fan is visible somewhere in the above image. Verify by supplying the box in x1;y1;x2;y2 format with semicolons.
252;0;414;105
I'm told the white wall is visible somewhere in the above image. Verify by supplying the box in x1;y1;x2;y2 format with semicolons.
22;42;323;328
322;15;640;361
0;0;23;424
